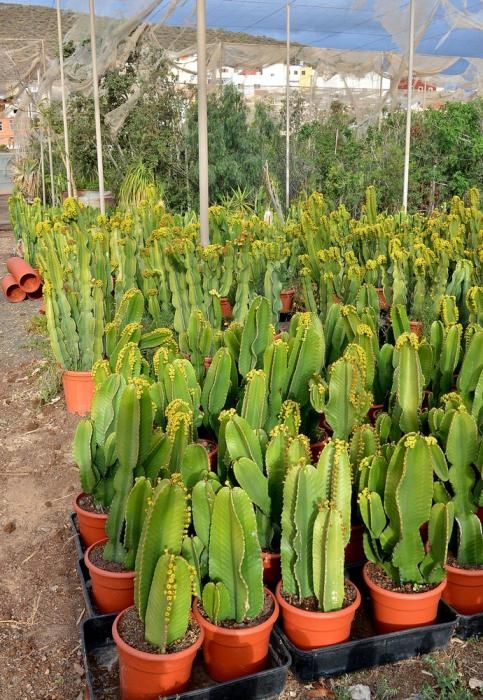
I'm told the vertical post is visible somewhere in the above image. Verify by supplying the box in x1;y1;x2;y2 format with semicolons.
55;0;73;198
41;40;56;205
89;0;105;214
197;0;209;246
402;0;416;213
285;2;291;212
37;68;46;205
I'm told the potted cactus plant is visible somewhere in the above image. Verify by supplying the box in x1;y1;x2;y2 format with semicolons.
275;439;361;649
359;432;454;633
192;484;279;682
433;408;483;615
112;475;203;700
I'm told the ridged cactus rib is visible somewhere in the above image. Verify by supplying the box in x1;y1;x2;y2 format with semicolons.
312;506;345;611
91;374;121;446
202;581;231;624
134;476;189;620
264;340;288;431
208;486;263;622
144;553;193;651
181;443;210;490
395;333;423;433
317;440;351;546
73;420;95;493
241;370;268;431
420;503;454;583
124;477;152;570
201;348;232;432
238;296;271;377
233;457;271;516
283;313;325;406
292;464;324;600
104;384;140;563
225;414;264;470
192;478;221;548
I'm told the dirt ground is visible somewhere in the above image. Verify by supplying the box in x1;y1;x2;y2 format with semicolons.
0;227;481;700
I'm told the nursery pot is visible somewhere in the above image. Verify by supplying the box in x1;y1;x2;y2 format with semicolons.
262;551;281;588
27;285;43;300
193;589;279;682
6;257;41;294
345;524;365;566
363;562;446;633
280;288;295;313
113;607;203;700
443;562;483;615
62;369;94;416
310;438;328;464
84;539;135;615
220;297;233;320
409;320;423;339
275;580;361;650
73;493;108;548
376;287;389;311
1;274;26;302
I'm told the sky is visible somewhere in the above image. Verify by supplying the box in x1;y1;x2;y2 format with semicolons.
1;0;482;58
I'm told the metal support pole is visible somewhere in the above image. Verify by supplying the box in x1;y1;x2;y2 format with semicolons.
285;2;291;212
197;0;209;246
55;0;73;198
41;40;56;205
402;0;415;213
89;0;106;214
37;68;46;205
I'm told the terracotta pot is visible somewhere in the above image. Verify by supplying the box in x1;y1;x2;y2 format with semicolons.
368;404;384;423
1;274;26;302
280;288;295;313
73;493;108;548
220;297;233;320
197;439;218;470
63;369;94;416
275;580;361;650
409;320;423;339
262;551;281;588
345;524;365;566
363;562;446;633
204;357;212;370
376;288;389;311
84;539;135;614
6;257;41;294
443;562;483;615
193;589;279;682
113;607;203;700
27;285;43;300
310;439;328;464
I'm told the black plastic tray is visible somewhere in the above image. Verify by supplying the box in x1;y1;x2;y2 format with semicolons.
274;597;457;681
453;608;483;640
76;557;98;619
69;512;85;559
81;614;291;700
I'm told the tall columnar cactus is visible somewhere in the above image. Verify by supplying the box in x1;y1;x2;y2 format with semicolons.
430;322;462;399
390;304;410;340
179;308;213;383
238;296;271;377
312;504;346;612
134;474;190;620
466;287;483;326
324;344;372;440
443;408;483;565
264;261;283;325
359;433;452;584
317;439;352;546
457;329;483;418
392;333;424;433
263;339;288;431
200;485;264;624
283;312;325;407
241;369;268;432
201;347;232;435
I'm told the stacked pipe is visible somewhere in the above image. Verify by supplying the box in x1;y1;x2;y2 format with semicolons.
1;258;43;303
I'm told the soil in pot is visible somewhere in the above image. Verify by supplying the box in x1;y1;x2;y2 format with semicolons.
363;562;446;633
113;606;203;700
193;588;279;682
276;580;361;650
73;492;108;547
84;539;135;614
443;556;483;615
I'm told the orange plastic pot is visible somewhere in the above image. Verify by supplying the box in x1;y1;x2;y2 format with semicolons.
63;370;94;416
197;439;218;470
6;257;41;294
345;524;365;565
368;404;384;423
310;439;328;464
113;607;203;700
376;288;389;311
1;274;26;302
262;551;281;589
443;562;483;615
220;297;233;320
275;580;361;650
409;320;423;339
73;493;108;548
363;562;446;633
280;288;295;313
84;539;135;614
193;589;279;682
